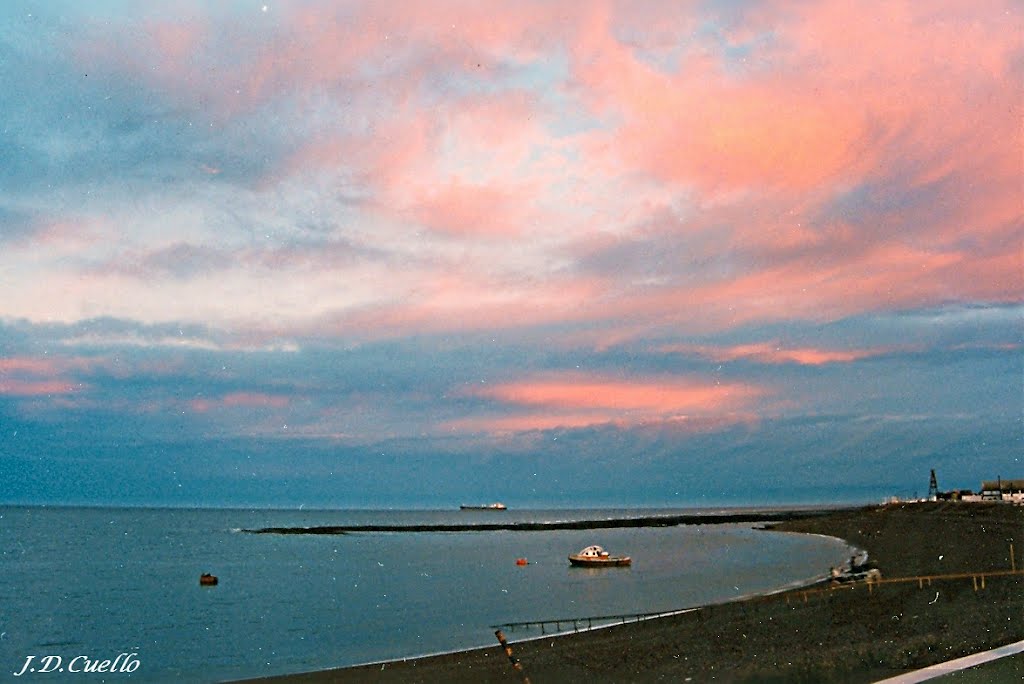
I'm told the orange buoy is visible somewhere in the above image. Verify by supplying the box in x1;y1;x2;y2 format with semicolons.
199;573;218;586
515;558;528;566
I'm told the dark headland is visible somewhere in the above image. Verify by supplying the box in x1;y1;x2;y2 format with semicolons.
243;507;839;535
239;502;1023;683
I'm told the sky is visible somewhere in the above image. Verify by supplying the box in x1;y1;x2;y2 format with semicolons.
1;0;1021;508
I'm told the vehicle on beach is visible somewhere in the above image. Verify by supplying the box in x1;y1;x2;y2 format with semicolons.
459;502;508;510
829;553;881;584
568;545;632;567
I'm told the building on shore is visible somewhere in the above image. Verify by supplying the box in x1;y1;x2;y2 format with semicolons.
926;471;1023;503
936;488;978;502
979;478;1024;503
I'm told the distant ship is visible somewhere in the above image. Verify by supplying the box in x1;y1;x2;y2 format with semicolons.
459;502;508;510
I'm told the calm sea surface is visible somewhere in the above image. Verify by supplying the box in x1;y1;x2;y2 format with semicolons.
0;506;854;682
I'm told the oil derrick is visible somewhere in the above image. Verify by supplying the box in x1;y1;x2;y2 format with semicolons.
928;469;939;499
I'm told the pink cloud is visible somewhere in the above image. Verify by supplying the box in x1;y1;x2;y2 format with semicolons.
663;342;890;366
604;78;865;193
0;357;61;374
570;9;867;193
411;180;524;238
571;233;1011;345
0;380;78;396
574;1;1019;193
448;372;764;434
83;3;568;114
277;90;555;241
445;409;761;436
320;269;607;339
189;392;290;413
477;376;757;412
64;1;1019;342
145;18;205;66
0;355;100;396
221;392;290;408
446;413;619;434
560;1;1019;333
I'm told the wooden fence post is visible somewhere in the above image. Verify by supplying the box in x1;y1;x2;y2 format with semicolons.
495;630;531;684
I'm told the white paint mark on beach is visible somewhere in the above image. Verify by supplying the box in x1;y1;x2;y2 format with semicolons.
872;638;1024;683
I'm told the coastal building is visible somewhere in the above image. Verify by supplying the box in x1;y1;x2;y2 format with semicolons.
980;478;1024;503
922;471;1024;503
936;488;977;502
910;472;1024;504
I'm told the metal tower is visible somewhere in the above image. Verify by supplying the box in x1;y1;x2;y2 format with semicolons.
928;469;939;500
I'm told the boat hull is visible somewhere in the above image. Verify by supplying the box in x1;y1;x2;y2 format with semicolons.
568;555;632;567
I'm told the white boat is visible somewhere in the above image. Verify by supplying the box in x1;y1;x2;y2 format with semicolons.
568;544;631;567
459;502;507;510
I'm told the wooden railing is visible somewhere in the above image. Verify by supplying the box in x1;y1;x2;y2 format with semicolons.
492;568;1024;636
785;567;1024;601
492;606;697;635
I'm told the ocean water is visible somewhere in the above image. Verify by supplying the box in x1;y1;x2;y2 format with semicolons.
0;506;854;682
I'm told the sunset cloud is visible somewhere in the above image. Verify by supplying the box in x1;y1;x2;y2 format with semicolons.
411;180;527;238
0;356;87;397
0;379;79;397
1;1;1018;506
0;357;62;375
452;373;764;433
475;375;759;412
663;343;891;366
189;392;291;414
6;0;1010;341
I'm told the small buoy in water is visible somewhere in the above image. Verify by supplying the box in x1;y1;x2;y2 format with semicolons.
200;573;218;586
515;558;528;566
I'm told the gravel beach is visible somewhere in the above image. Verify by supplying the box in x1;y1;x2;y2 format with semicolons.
242;502;1022;683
